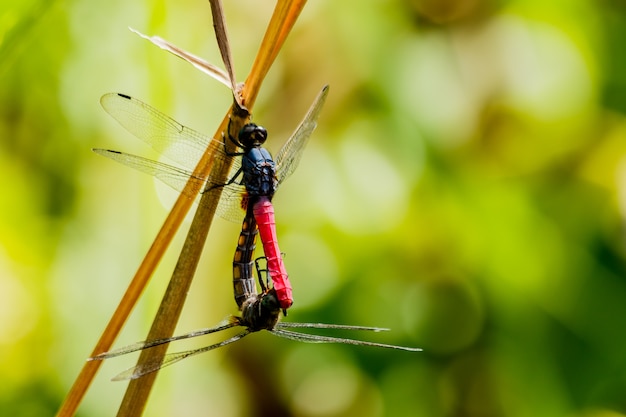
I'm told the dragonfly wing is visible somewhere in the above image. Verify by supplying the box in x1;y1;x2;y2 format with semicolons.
270;328;422;352
276;322;388;332
274;85;329;186
112;330;251;381
100;93;224;169
93;149;206;200
90;317;240;360
210;156;249;223
213;184;248;223
94;149;247;222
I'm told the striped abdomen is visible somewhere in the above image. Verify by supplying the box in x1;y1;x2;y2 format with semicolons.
233;209;259;310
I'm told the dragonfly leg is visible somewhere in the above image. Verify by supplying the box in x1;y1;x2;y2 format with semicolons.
254;256;287;316
254;256;270;292
224;116;245;153
201;166;244;194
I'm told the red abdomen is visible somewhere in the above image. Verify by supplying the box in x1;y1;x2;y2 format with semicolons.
252;196;293;309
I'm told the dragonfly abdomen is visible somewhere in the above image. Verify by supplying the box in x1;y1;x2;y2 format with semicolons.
233;211;259;309
252;196;293;310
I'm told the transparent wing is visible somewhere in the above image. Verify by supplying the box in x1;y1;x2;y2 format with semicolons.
93;148;245;219
94;148;247;222
98;89;329;221
99;93;248;222
93;149;206;201
90;317;240;361
270;328;422;352
274;85;329;186
100;93;221;168
212;162;249;223
111;331;250;381
276;322;388;332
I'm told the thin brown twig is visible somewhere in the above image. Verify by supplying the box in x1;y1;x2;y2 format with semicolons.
209;0;240;103
117;7;245;409
116;106;247;416
244;0;308;107
117;1;310;413
130;28;232;89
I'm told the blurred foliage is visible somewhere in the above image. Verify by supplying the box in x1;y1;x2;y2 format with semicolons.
2;0;626;416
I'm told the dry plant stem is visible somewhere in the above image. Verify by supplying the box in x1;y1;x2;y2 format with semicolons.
117;17;236;417
210;0;238;95
117;0;309;416
117;3;245;413
116;108;247;417
244;0;308;104
55;1;309;416
130;28;231;89
55;136;217;417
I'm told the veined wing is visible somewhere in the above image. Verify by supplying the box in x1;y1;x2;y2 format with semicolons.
111;331;250;381
93;148;245;217
98;93;247;222
93;149;207;200
89;317;248;381
89;317;240;360
100;93;223;169
276;322;388;331
271;327;422;352
274;85;329;186
273;321;421;351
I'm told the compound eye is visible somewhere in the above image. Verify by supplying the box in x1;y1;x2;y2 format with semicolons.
253;126;268;144
239;123;268;146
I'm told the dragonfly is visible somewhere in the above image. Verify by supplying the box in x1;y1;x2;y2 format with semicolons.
94;86;329;311
90;256;421;381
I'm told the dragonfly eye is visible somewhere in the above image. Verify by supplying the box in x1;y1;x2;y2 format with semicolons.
239;123;268;147
241;290;281;331
260;290;280;310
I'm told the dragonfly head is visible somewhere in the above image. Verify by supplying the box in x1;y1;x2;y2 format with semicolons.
241;289;281;331
238;123;268;148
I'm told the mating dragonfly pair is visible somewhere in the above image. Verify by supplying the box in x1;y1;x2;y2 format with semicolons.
91;86;420;380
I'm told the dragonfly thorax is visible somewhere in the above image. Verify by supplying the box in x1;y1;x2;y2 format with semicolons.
242;148;277;197
238;123;268;148
240;290;281;332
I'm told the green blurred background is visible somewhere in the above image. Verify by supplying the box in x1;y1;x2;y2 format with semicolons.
2;0;626;416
